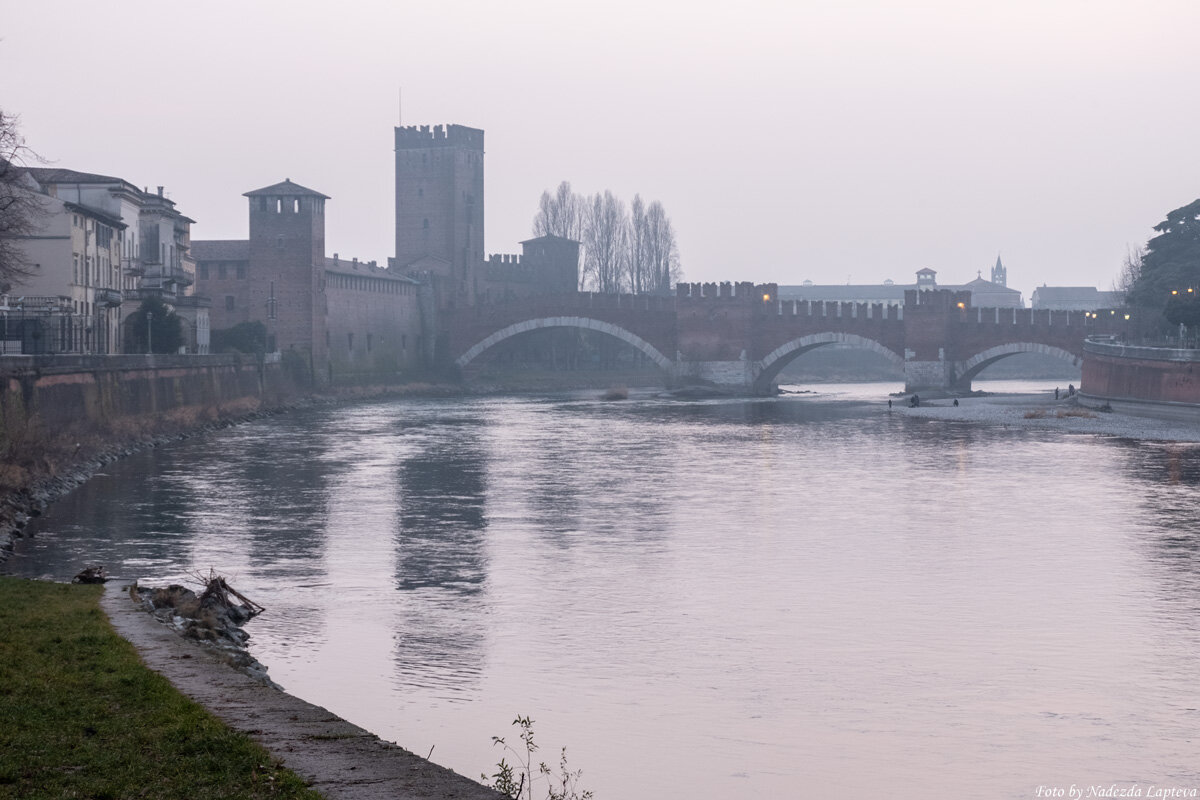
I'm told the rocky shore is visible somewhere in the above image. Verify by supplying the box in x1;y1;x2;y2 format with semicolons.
898;392;1200;442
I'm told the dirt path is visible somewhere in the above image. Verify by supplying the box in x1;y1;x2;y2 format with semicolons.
101;583;502;800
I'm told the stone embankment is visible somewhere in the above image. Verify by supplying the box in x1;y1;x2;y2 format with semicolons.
103;583;503;800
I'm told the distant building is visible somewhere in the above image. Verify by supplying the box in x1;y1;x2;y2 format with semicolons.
193;179;424;384
1031;286;1121;310
779;258;1023;309
8;168;206;354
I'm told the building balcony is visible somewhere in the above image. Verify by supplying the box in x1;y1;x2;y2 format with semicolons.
96;288;124;308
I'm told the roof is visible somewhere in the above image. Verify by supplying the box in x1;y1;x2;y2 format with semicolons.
916;267;937;275
324;257;420;283
1031;286;1104;300
962;277;1019;293
243;179;330;199
24;167;125;185
63;201;127;229
519;234;581;246
191;240;250;261
778;284;910;301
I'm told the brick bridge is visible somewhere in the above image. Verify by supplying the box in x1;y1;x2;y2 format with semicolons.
445;282;1127;394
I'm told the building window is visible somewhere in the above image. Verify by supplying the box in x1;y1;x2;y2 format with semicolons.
218;264;227;279
293;198;299;213
225;295;235;311
236;264;246;279
259;197;267;212
347;332;354;352
276;235;284;249
198;264;209;280
423;218;429;229
401;333;407;351
367;333;373;353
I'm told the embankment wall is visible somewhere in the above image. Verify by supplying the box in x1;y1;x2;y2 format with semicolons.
1;354;286;444
1081;339;1200;421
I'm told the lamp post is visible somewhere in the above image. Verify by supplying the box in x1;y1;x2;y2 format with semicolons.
147;311;153;355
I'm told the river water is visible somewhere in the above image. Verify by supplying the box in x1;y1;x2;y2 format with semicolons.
7;380;1200;799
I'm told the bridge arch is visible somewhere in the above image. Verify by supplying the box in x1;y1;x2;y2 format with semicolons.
954;342;1081;385
754;332;905;393
455;316;674;374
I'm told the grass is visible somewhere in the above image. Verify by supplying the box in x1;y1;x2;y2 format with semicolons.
0;577;323;800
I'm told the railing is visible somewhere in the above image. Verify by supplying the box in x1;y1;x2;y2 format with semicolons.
1083;336;1200;363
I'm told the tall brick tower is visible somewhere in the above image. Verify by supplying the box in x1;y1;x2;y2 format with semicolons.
394;124;484;307
244;179;329;377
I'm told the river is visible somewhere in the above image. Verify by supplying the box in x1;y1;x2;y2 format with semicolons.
7;380;1200;799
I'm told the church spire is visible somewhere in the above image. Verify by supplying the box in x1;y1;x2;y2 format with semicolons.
991;254;1007;287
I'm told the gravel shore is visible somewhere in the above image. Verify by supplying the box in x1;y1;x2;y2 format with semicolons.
897;393;1200;442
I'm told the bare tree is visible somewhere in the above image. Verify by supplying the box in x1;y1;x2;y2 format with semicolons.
532;180;584;241
643;200;680;294
628;194;649;294
532;181;681;293
582;191;630;293
0;109;46;289
1113;244;1144;305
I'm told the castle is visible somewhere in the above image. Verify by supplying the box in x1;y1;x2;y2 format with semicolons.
192;123;580;383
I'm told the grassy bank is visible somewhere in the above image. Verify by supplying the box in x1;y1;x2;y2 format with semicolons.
0;578;321;800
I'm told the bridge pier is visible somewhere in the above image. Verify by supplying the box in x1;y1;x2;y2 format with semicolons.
904;357;966;394
673;360;762;394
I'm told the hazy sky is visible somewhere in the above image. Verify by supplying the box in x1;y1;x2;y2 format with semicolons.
5;0;1199;301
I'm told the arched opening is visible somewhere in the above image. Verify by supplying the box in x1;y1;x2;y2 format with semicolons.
456;317;673;388
954;343;1082;388
753;333;905;394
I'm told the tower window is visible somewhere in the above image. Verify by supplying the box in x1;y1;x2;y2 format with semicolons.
423;218;429;229
418;187;423;197
293;198;299;213
236;264;246;279
225;295;235;311
276;199;282;213
347;332;354;351
259;198;267;212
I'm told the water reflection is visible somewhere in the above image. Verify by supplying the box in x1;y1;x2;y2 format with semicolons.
392;412;491;696
7;385;1200;799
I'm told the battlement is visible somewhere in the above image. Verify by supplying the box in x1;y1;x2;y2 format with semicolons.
488;253;522;266
675;281;779;301
394;124;484;150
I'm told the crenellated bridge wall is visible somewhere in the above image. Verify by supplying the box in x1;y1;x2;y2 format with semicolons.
445;283;1127;394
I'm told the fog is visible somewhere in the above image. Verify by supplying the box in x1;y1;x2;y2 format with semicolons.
5;0;1199;300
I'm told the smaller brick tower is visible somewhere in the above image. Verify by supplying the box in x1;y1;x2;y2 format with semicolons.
244;179;330;377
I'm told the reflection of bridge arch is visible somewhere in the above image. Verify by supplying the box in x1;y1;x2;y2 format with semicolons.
955;342;1081;385
455;316;674;373
755;332;905;393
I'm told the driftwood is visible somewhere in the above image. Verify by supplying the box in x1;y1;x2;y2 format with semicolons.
71;564;108;584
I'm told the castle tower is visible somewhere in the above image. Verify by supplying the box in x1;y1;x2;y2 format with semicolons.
991;255;1007;287
244;179;329;376
394;124;485;307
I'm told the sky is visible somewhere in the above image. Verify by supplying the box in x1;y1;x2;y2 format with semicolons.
4;0;1199;303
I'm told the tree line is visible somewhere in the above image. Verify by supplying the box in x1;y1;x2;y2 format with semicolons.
532;181;681;294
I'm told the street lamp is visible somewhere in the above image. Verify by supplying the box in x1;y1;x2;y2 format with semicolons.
147;311;153;354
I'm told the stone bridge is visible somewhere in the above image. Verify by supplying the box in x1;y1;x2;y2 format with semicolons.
444;282;1127;394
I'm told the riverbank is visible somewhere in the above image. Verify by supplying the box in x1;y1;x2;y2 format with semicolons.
100;581;503;799
0;577;322;799
898;391;1200;442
